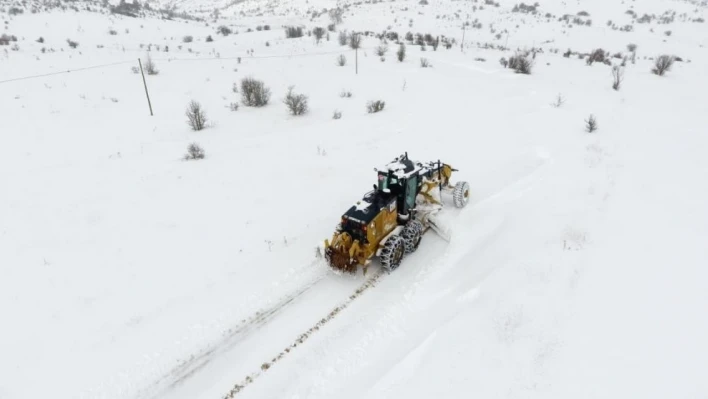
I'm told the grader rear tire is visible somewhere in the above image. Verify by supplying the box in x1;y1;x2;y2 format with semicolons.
380;235;405;271
402;220;424;254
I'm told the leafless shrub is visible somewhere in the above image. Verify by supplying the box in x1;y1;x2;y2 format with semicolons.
611;66;624;90
143;53;158;75
340;89;352;98
349;33;362;49
367;100;385;113
336;54;346;66
499;57;508;67
109;29;118;35
338;31;348;46
283;86;309;116
183;35;193;43
285;26;304;38
313;27;326;43
551;93;565;108
375;43;388;56
36;37;45;43
329;7;344;25
67;39;79;48
652;55;674;76
186;101;207;131
229;102;239;111
206;35;213;42
332;110;342;119
586;48;605;65
585;114;597;133
508;52;533;74
184;143;205;160
241;77;271;106
217;25;232;36
397;43;406;62
420;57;431;67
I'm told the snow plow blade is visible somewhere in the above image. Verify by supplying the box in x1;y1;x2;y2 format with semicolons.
425;213;452;242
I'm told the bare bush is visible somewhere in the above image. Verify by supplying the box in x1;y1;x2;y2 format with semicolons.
285;26;304;38
183;35;193;43
508;52;533;74
283;86;309;116
336;54;347;66
586;48;605;65
332;110;342;119
375;44;388;56
217;25;232;36
143;53;158;75
313;27;326;43
338;31;348;46
611;65;624;90
349;33;362;49
67;39;79;48
184;143;205;160
397;43;406;62
652;55;674;76
186;100;207;131
499;57;508;67
340;89;352;98
229;102;239;111
551;93;565;108
240;77;271;106
367;100;385;113
420;58;431;67
329;7;344;25
206;35;213;42
585;114;597;133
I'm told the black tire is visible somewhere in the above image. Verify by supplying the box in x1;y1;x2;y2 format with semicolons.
380;235;405;271
453;181;470;208
402;220;424;254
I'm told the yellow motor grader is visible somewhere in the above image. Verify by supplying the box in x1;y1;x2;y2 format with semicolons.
323;153;470;274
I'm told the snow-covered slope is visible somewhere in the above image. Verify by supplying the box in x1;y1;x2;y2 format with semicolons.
1;0;707;398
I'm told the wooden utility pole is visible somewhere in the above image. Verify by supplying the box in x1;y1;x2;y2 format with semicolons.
138;58;153;116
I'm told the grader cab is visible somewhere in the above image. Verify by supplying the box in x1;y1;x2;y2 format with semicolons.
323;153;470;274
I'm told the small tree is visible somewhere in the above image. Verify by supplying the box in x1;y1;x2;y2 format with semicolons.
585;114;597;133
313;27;326;43
367;100;385;113
186;100;207;131
283;86;309;116
509;53;533;74
143;53;158;75
611;65;624;90
349;33;362;49
397;43;406;62
184;143;205;160
336;54;347;66
241;77;271;106
375;44;388;56
652;55;674;76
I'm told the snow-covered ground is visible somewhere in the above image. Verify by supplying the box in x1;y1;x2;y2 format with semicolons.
1;0;707;398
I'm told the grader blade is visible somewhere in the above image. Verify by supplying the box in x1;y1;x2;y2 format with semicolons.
324;247;359;274
425;213;452;242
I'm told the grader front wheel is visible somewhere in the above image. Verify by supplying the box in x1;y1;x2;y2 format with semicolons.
453;181;470;208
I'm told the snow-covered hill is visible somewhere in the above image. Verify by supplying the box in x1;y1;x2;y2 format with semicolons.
1;0;707;398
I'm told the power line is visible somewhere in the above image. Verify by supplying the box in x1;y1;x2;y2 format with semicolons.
0;60;133;85
0;47;359;84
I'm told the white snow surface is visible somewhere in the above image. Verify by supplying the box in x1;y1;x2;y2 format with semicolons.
1;0;708;398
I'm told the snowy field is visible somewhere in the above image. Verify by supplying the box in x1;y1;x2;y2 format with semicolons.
1;0;708;398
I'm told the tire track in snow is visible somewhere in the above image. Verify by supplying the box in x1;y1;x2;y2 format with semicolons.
222;268;386;398
143;264;328;399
